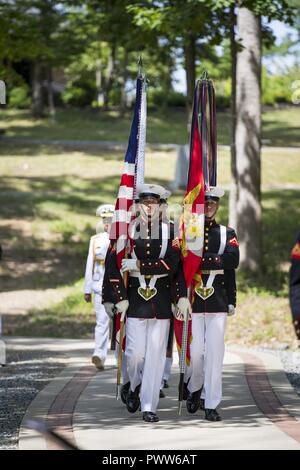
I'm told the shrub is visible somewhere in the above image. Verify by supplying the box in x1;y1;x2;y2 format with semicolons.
62;80;95;107
148;88;186;108
8;84;31;109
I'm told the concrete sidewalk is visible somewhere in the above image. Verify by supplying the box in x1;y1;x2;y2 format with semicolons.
4;337;300;450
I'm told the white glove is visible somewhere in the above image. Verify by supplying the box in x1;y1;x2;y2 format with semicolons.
176;297;192;321
104;302;115;319
116;299;129;322
121;259;138;273
228;304;235;316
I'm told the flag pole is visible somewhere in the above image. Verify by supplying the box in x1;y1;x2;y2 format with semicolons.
177;73;217;413
178;286;190;415
116;314;125;399
177;82;201;415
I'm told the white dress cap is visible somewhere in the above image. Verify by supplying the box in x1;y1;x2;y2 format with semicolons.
137;183;171;200
204;186;225;199
96;204;115;217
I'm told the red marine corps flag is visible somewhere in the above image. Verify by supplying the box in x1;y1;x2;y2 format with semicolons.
175;74;217;413
181;74;217;288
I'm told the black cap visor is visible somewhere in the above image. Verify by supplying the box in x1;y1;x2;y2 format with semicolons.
205;196;219;202
139;192;161;201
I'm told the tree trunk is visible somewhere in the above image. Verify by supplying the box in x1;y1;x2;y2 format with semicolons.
161;58;174;112
184;35;196;124
31;62;44;118
95;58;104;106
120;48;129;115
46;66;56;120
235;7;262;272
103;44;116;110
229;3;238;230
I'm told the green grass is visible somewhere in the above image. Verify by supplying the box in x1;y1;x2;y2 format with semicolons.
5;280;96;339
262;107;300;147
226;291;295;348
0;108;188;144
1;142;299;347
1;106;299;146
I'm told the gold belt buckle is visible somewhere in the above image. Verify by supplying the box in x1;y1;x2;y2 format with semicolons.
95;258;105;265
144;275;152;280
138;286;157;301
195;285;215;300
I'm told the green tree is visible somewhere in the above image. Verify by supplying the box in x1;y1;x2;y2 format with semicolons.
64;0;169;110
233;0;293;272
0;1;83;117
129;0;223;116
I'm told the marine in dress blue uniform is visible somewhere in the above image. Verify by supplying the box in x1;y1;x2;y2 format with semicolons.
102;184;188;422
186;186;239;421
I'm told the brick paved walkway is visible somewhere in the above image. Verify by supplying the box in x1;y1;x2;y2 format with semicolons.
5;337;299;450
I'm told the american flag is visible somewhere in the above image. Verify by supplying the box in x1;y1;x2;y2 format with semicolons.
109;76;147;268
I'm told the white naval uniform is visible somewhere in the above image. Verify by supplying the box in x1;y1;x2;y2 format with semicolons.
161;357;173;389
125;317;170;413
187;312;227;410
84;231;110;362
163;357;173;382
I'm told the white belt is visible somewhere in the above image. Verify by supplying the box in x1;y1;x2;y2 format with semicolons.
129;272;168;279
201;270;224;275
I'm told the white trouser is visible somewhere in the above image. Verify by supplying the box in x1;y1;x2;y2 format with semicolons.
188;313;227;410
125;317;170;413
93;293;110;361
114;347;130;384
161;357;173;388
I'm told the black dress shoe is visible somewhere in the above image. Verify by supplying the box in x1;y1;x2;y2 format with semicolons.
159;389;165;398
205;408;222;421
126;384;141;413
143;412;159;423
163;379;169;389
186;389;202;414
121;381;130;405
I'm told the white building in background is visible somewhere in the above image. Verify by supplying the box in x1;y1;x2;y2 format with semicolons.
0;80;6;105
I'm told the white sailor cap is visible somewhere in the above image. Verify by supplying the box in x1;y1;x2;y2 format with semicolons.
137;184;171;201
95;204;115;218
160;189;172;202
205;186;225;201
